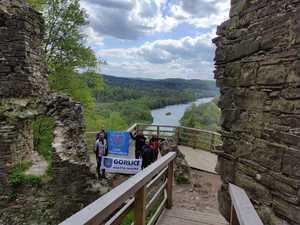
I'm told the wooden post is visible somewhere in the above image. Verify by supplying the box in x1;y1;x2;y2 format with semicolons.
134;185;146;225
193;130;197;149
166;160;174;209
176;127;180;145
210;134;215;152
230;204;239;225
157;125;160;138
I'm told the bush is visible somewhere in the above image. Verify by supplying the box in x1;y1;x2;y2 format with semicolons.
175;175;189;184
9;162;42;187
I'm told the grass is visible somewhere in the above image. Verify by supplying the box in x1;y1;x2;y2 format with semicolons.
9;162;42;188
33;116;55;177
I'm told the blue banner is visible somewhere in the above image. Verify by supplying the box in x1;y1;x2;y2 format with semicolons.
107;131;130;155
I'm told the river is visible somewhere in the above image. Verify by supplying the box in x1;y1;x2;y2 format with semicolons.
151;97;214;126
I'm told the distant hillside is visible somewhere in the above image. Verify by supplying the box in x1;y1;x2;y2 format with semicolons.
96;75;219;104
92;74;219;129
102;75;218;95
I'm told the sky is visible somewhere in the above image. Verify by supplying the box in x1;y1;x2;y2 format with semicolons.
81;0;230;80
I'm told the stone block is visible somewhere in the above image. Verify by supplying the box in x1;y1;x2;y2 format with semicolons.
251;140;286;172
235;172;272;205
282;148;300;178
257;65;288;86
273;197;300;224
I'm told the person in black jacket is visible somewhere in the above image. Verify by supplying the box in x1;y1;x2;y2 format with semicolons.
141;140;155;169
130;130;146;159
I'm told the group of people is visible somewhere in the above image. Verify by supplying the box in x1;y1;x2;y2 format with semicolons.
93;128;164;180
130;130;165;169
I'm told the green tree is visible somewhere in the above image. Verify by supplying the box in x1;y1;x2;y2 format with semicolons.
105;112;128;130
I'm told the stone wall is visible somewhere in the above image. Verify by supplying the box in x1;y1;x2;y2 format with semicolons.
0;1;103;224
214;1;300;225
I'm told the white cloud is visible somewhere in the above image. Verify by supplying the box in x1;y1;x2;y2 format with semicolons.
96;34;216;79
170;0;230;28
81;0;178;40
79;0;230;79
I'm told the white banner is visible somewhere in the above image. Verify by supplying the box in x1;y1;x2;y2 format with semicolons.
101;156;142;174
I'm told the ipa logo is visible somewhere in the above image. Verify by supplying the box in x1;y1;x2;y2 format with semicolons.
104;158;113;168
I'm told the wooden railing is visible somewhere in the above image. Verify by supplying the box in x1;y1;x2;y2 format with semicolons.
135;123;222;152
229;184;264;225
85;123;221;153
59;152;177;225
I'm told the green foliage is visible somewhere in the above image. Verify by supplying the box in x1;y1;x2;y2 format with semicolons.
105;112;128;130
27;0;44;10
42;0;96;74
180;97;221;131
96;75;218;104
33;116;55;162
91;75;219;132
31;0;104;132
9;162;42;188
175;175;189;184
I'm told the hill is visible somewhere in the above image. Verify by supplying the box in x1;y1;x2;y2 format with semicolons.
96;75;219;105
91;75;219;130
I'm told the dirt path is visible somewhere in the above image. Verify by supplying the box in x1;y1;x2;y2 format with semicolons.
173;169;222;215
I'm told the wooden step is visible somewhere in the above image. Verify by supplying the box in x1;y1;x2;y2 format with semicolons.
157;208;228;225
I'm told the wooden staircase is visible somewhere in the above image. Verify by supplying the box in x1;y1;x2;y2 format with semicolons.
157;207;228;225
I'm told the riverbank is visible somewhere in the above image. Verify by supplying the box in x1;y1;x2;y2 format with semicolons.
180;96;220;131
151;97;214;126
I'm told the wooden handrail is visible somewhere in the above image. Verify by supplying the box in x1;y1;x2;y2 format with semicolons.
229;184;264;225
59;152;176;225
85;123;222;152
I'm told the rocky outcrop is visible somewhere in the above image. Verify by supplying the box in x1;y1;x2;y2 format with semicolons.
214;1;300;225
0;1;102;224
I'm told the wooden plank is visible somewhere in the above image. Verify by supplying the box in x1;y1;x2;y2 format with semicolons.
229;184;264;225
166;161;174;209
179;126;220;136
135;186;146;225
59;152;176;225
158;210;228;225
163;208;228;224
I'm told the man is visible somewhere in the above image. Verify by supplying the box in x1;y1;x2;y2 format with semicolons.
142;140;155;169
94;132;107;179
96;126;107;140
130;130;146;159
149;134;165;161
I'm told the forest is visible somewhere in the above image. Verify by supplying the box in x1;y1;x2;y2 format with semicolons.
93;75;218;130
180;97;220;131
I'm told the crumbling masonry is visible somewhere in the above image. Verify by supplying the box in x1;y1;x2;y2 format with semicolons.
215;1;300;225
0;1;101;224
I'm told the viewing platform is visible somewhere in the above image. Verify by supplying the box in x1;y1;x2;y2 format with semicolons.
61;124;264;225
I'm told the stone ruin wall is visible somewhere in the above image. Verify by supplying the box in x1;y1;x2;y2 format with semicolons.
214;1;300;225
0;1;102;224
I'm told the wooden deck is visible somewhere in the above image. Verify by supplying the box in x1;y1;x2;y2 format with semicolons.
157;207;228;225
178;145;218;174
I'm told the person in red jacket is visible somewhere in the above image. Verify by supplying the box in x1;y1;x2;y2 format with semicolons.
149;134;165;161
